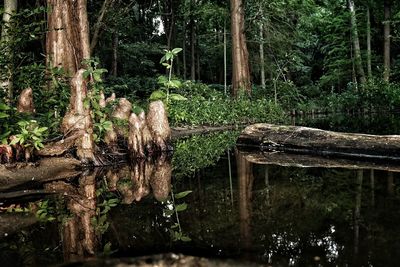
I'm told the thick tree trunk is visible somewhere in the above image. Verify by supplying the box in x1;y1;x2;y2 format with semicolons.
366;7;372;79
238;124;400;161
230;0;251;97
383;0;391;82
1;0;18;102
46;0;95;163
46;0;91;76
348;0;366;85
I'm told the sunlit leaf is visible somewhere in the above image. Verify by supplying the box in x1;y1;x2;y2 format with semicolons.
175;203;187;212
175;191;192;199
149;90;167;100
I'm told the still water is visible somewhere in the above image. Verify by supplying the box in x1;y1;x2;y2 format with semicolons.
0;114;399;267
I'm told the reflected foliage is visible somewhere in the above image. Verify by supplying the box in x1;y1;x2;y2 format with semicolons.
172;131;239;177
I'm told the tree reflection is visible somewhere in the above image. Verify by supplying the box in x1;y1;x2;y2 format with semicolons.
43;154;172;262
235;149;254;258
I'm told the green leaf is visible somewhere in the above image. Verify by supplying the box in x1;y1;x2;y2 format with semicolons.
0;103;10;111
175;191;192;199
168;80;182;89
175;203;187;212
171;48;182;54
149;90;167;100
180;236;192;242
170;94;187;101
0;112;9;119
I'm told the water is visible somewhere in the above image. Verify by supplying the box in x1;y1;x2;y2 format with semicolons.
0;115;400;266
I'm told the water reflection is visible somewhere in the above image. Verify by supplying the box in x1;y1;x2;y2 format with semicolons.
1;149;400;267
39;155;173;262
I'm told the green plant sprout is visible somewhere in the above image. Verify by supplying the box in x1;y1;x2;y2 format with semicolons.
150;48;187;103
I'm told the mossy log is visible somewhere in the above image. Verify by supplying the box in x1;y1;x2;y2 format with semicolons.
237;123;400;161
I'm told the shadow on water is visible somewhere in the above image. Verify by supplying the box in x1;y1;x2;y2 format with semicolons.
0;129;400;266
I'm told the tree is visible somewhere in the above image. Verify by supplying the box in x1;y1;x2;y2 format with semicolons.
1;0;18;102
348;0;366;85
383;0;391;82
230;0;251;97
46;0;95;163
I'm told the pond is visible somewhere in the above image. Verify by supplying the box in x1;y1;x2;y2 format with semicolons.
0;114;399;267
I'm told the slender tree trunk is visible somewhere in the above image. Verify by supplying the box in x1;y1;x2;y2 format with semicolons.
1;0;18;102
366;7;372;79
111;32;118;76
383;0;391;82
182;20;187;80
90;0;114;54
259;23;266;90
230;0;251;97
196;37;200;81
190;22;196;80
348;0;366;85
224;23;227;95
47;0;96;163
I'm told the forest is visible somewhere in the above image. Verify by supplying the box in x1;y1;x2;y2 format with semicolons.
2;1;400;266
0;0;399;163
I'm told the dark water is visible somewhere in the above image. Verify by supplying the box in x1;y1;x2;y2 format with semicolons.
1;115;400;267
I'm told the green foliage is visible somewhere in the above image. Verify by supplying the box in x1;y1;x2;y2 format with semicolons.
92;180;120;235
168;82;285;127
163;189;192;242
172;131;239;178
35;200;56;222
10;120;47;150
150;48;187;103
82;59;113;143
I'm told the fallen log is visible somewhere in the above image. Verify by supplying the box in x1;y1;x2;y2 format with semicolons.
238;149;400;172
237;123;400;161
0;157;81;191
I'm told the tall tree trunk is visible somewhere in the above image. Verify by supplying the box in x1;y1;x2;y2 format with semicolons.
182;20;187;80
190;1;196;81
1;0;18;102
383;0;391;82
111;32;118;76
46;0;95;163
230;0;251;97
366;7;372;79
348;0;366;85
259;23;266;90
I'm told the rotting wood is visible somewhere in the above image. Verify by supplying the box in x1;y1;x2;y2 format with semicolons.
237;123;400;161
237;149;400;172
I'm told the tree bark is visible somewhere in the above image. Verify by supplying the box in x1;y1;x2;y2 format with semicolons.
348;0;366;85
46;0;91;76
182;20;187;80
383;0;391;82
46;0;95;163
238;123;400;161
230;0;251;97
366;7;372;79
1;0;18;102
